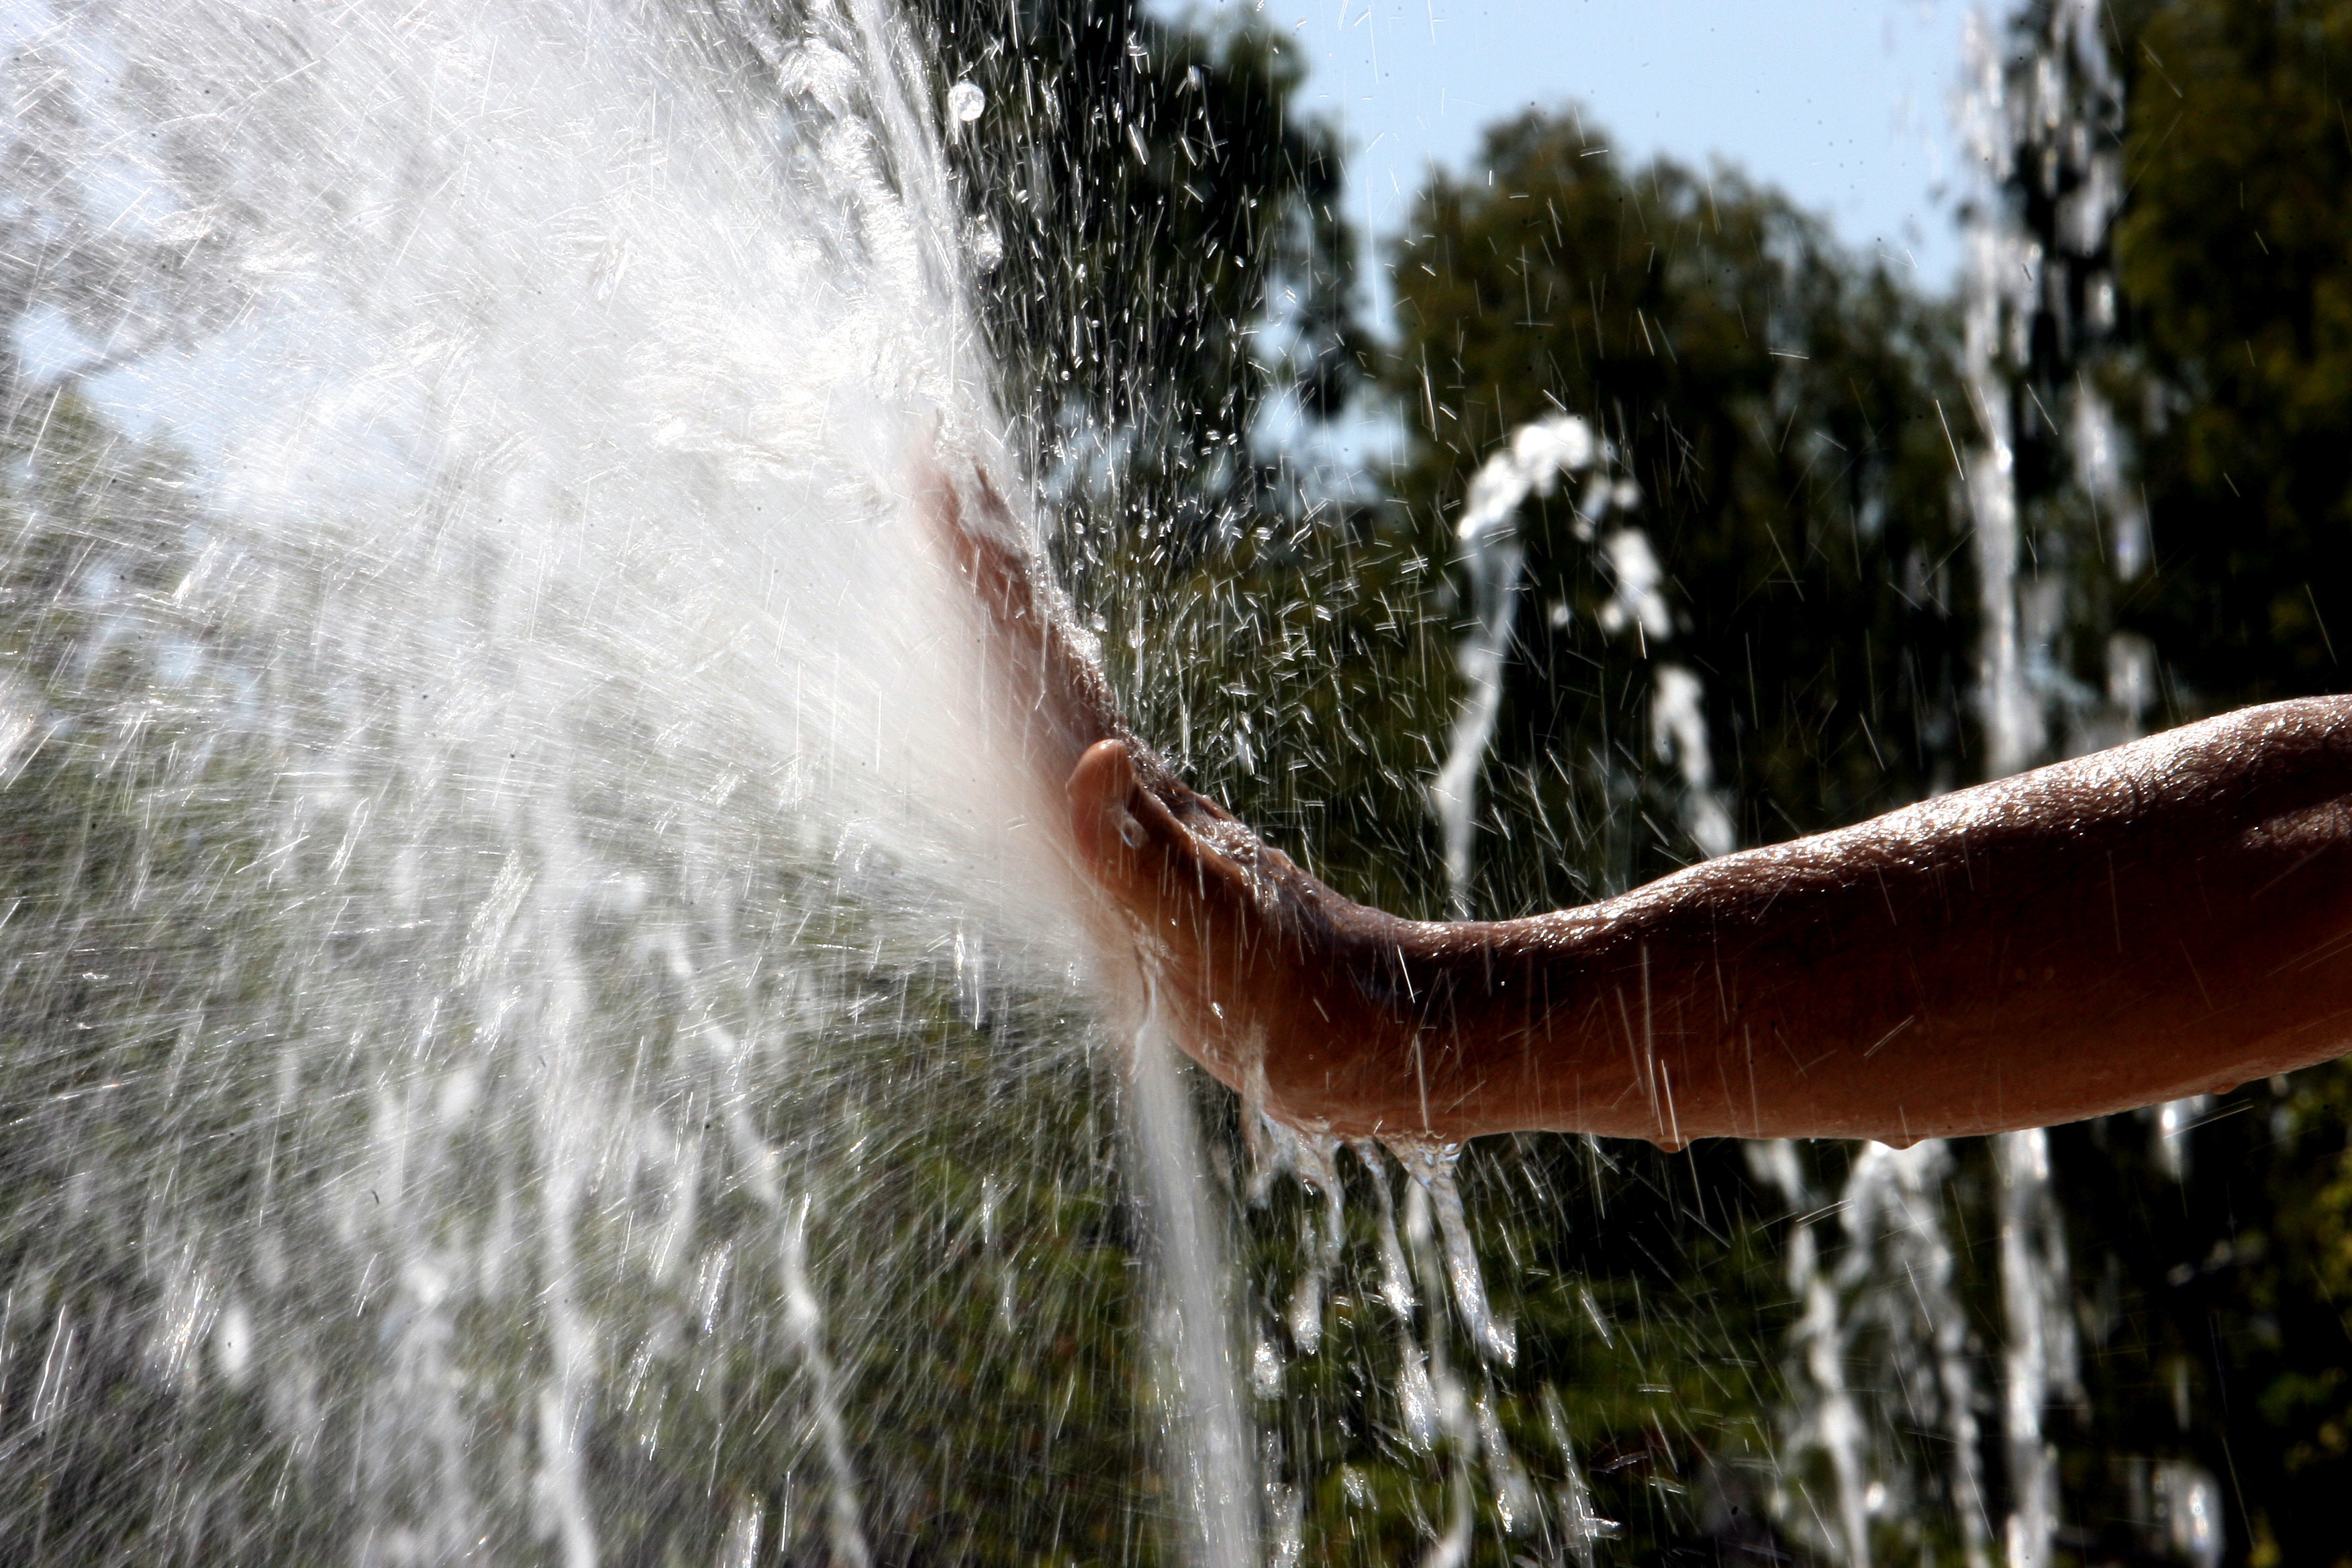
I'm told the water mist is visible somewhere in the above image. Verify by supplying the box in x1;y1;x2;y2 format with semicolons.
0;0;1245;1559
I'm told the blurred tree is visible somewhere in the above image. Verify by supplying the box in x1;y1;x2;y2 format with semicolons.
916;0;1365;552
1383;112;1971;914
2112;0;2352;705
2028;5;2352;1563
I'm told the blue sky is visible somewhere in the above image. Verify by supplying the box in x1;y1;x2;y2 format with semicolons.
1172;0;1975;324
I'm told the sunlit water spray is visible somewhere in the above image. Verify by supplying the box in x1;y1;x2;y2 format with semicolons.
1430;413;1731;922
1;1;2248;1562
0;0;1257;1559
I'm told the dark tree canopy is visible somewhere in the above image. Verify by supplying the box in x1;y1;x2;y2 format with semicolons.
1383;112;1969;910
917;0;1364;548
2114;0;2352;704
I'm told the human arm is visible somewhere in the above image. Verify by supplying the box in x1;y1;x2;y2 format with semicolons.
1070;703;2352;1144
923;466;2352;1144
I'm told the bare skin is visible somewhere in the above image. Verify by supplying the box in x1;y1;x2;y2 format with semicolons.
924;464;2352;1146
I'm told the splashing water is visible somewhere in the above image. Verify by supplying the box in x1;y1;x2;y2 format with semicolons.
1431;413;1731;912
1131;1011;1257;1568
1392;1141;1514;1368
1755;1138;1995;1568
3;1;2245;1563
0;0;1267;1559
1430;414;1598;914
1996;1128;2079;1568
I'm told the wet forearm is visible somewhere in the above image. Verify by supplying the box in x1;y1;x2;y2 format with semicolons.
1283;699;2352;1144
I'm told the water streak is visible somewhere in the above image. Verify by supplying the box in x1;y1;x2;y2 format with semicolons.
1432;413;1732;910
1129;1017;1258;1568
1430;415;1597;912
0;0;1191;1559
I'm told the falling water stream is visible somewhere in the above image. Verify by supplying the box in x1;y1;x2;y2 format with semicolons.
1430;413;1730;914
0;1;2272;1564
0;0;1202;1559
1415;7;2219;1554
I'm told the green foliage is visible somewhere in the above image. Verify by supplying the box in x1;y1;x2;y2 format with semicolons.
1385;113;1972;910
920;0;1363;546
1228;1126;1804;1566
2114;0;2352;703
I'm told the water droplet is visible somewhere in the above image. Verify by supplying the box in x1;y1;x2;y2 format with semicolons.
967;216;1003;271
946;80;985;124
1395;1347;1439;1451
1251;1334;1283;1398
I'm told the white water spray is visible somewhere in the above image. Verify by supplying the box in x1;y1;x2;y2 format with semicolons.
1432;414;1733;912
1430;414;1597;912
1130;1014;1258;1568
0;1;1257;1560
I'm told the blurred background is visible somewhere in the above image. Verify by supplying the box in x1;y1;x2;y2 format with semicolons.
2;1;2347;1564
926;0;2352;1561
